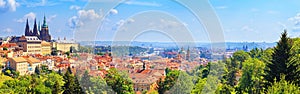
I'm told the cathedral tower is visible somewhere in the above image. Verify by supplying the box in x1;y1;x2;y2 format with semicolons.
33;18;39;36
39;15;52;42
25;18;32;36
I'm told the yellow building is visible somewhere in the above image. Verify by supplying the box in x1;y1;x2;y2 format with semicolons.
8;57;28;76
25;57;41;74
41;41;51;55
51;39;79;52
14;36;41;55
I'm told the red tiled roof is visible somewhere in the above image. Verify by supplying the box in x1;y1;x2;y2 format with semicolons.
0;43;17;48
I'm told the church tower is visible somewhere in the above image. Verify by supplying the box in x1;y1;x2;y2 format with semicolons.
39;15;52;42
186;47;190;61
25;18;32;36
33;18;39;36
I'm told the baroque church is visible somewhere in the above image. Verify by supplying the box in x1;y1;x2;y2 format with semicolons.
25;15;51;42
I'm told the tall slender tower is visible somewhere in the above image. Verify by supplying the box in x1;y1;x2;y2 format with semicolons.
25;18;31;36
186;47;190;61
40;15;51;42
33;18;39;36
38;21;41;32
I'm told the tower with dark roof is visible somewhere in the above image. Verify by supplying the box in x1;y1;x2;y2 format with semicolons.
39;15;51;42
33;18;39;36
25;19;32;36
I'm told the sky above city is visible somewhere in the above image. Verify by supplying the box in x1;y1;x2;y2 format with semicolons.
1;0;300;42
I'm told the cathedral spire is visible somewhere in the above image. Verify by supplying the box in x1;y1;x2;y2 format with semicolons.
25;18;31;36
33;18;39;36
38;21;41;31
186;46;190;61
42;14;48;28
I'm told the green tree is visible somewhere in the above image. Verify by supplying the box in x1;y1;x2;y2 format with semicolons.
53;80;62;94
91;77;114;94
238;58;265;93
3;47;7;50
167;71;194;94
34;65;41;75
51;47;58;56
191;78;207;94
289;38;300;85
264;30;299;87
225;58;238;87
33;84;52;94
63;67;76;94
44;72;64;94
74;75;84;94
261;48;273;64
80;70;93;93
157;70;180;94
249;48;263;59
266;75;300;94
157;78;165;94
105;68;134;94
232;50;250;69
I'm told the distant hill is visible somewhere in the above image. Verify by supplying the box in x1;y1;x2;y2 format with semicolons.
79;41;276;49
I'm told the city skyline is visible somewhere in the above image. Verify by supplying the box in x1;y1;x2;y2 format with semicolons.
1;0;300;42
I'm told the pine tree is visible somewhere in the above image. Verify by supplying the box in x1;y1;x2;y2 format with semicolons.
74;75;84;94
67;66;72;74
63;67;76;94
52;80;62;94
264;30;296;87
80;70;92;92
35;65;41;75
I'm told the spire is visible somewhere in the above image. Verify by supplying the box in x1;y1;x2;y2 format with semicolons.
38;21;41;31
186;46;190;61
42;14;48;28
33;18;39;36
25;18;31;36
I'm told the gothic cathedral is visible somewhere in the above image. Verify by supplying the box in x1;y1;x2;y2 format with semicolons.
24;15;52;42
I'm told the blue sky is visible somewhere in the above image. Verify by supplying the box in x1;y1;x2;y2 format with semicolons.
1;0;300;42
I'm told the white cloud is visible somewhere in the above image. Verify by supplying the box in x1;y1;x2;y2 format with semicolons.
124;1;161;7
288;13;300;26
68;9;103;29
2;28;13;32
288;13;300;32
0;0;20;12
109;9;118;15
113;18;135;30
215;6;227;9
78;9;102;20
0;0;6;8
241;25;255;32
159;19;182;29
68;16;82;28
16;12;36;23
69;5;80;10
47;14;57;22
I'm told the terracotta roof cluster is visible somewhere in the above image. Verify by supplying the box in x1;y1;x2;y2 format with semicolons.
0;43;18;48
23;56;40;65
10;57;28;63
